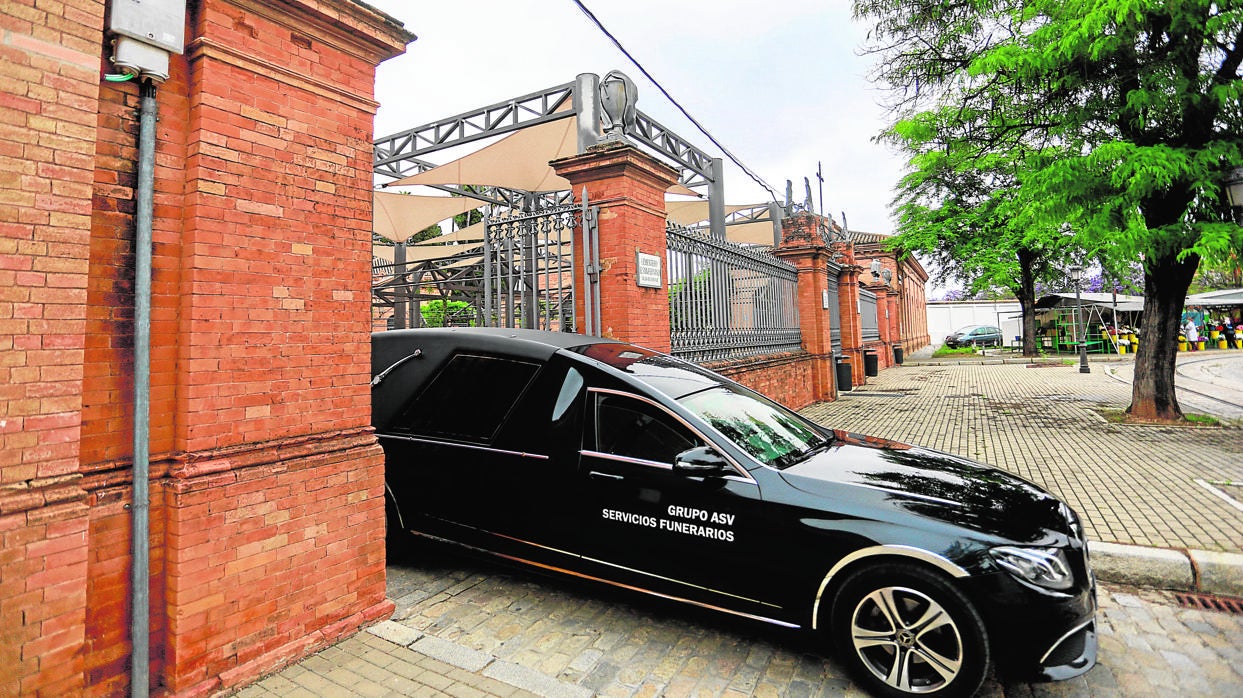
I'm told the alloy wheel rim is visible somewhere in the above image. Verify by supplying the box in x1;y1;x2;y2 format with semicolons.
850;585;964;694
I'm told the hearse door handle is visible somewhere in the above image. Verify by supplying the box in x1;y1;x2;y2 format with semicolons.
588;471;625;481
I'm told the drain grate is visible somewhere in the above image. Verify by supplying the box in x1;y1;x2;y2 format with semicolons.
1174;592;1243;615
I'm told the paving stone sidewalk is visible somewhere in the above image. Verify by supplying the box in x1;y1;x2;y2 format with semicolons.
802;360;1243;553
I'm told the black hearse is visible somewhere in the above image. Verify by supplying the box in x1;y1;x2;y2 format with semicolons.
372;328;1096;697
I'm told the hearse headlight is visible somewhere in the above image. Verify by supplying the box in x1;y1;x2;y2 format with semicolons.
990;546;1074;591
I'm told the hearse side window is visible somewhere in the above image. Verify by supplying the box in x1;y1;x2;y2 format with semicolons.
593;392;699;464
390;353;540;443
551;367;585;423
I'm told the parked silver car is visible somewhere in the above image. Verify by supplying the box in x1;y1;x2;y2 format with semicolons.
945;325;1003;348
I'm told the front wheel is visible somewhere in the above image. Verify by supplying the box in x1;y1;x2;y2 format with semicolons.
829;563;990;697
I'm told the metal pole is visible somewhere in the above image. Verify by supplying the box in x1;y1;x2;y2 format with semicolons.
708;157;726;240
767;202;783;246
1075;283;1090;373
131;77;157;698
483;221;494;326
393;242;407;329
574;73;601;153
578;190;593;335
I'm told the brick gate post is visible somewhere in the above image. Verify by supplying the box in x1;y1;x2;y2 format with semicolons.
551;142;679;352
1;1;415;695
832;240;866;384
774;213;837;402
151;4;412;694
868;281;894;367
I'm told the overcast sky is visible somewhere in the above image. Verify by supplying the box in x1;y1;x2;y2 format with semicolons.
364;0;906;235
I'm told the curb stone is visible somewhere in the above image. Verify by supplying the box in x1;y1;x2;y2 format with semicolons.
1091;541;1243;596
1188;549;1243;597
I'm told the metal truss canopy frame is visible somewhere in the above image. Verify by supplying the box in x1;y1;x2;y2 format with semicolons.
372;75;719;193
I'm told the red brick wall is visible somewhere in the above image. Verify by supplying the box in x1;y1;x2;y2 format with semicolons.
84;49;187;468
1;0;413;695
709;352;818;411
162;433;387;695
0;0;102;694
85;487;166;696
856;247;932;352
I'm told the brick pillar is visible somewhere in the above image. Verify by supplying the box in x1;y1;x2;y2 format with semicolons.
551;142;679;352
886;281;901;357
153;3;412;694
774;213;836;402
866;281;893;368
832;241;865;384
0;0;100;694
3;1;415;695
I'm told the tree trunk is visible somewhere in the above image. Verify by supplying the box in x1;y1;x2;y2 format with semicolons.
1129;251;1199;420
1017;247;1039;356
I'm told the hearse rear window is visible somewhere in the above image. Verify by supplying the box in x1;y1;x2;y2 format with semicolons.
390;353;540;443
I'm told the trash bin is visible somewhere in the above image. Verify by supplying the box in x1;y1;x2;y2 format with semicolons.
893;344;904;365
863;350;879;377
835;357;852;392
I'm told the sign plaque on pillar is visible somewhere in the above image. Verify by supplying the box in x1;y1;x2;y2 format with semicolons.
636;250;663;288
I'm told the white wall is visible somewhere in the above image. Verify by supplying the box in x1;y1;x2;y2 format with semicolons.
927;301;1023;347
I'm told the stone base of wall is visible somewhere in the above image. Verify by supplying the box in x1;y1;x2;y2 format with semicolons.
707;351;822;411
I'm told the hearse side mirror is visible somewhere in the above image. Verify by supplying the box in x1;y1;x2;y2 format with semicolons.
673;446;731;477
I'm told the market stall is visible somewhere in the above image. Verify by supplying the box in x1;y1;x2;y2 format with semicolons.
1032;293;1145;354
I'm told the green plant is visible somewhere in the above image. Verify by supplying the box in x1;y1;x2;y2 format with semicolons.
420;300;472;328
1183;414;1221;427
668;268;712;331
932;346;977;357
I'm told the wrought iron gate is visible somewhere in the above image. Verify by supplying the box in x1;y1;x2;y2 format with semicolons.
481;195;596;333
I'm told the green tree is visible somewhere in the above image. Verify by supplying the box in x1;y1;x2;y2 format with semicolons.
420;299;472;327
373;223;441;248
668;267;712;331
856;0;1243;420
882;129;1072;356
453;185;486;230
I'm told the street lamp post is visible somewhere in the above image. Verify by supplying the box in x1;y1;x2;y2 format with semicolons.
1226;166;1243;224
1068;264;1090;374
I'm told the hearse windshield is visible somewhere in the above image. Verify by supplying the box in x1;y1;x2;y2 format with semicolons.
679;386;829;469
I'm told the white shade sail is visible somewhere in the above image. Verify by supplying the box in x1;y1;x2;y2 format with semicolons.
386;116;700;197
387;118;578;193
373;191;484;243
665;200;760;226
724;221;781;246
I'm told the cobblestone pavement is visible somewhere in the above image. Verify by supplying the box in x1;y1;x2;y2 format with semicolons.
234;544;1243;697
801;361;1243;553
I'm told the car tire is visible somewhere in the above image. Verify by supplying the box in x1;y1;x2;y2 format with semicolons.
829;563;990;698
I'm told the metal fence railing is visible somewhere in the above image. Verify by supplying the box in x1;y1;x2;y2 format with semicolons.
666;221;801;363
